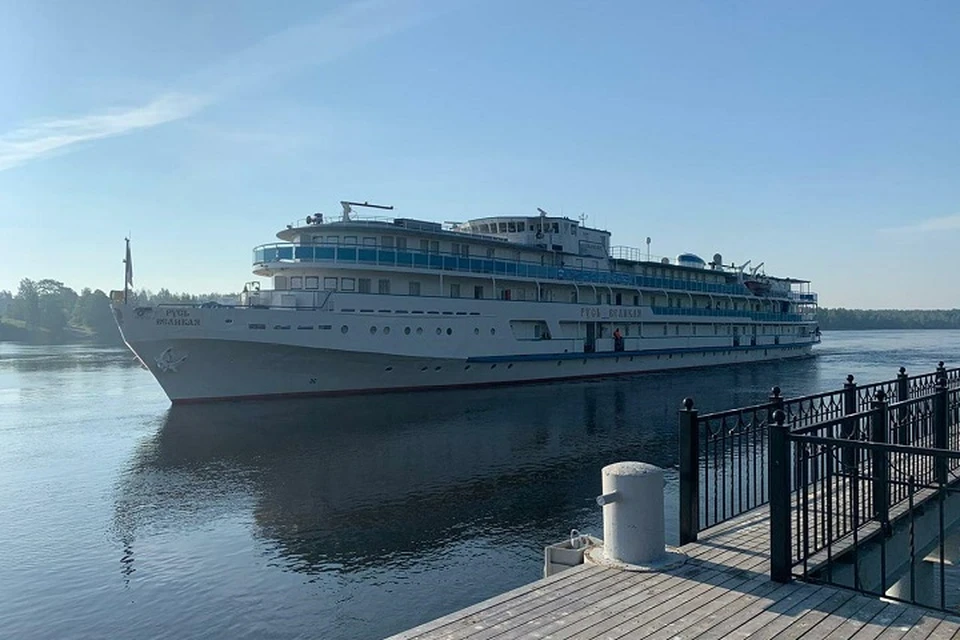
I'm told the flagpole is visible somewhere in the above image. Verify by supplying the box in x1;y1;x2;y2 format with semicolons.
124;237;130;304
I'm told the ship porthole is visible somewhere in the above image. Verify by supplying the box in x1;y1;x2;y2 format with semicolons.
370;326;378;335
490;328;496;335
464;365;471;370
383;326;391;335
434;366;441;371
385;366;393;372
416;327;423;335
225;319;233;324
341;325;349;334
446;328;452;336
507;363;513;369
491;364;497;369
436;327;442;335
404;327;411;335
473;328;479;335
420;366;428;372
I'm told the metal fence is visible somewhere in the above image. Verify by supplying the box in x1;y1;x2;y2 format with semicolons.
768;382;960;612
678;363;960;545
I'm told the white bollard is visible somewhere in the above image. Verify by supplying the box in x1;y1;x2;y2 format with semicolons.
598;461;665;566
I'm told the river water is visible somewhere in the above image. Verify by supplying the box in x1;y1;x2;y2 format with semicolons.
1;331;959;639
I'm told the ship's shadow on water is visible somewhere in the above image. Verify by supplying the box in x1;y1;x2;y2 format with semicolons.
115;357;829;574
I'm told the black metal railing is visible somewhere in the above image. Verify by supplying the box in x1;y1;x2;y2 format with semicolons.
768;381;960;612
678;362;960;544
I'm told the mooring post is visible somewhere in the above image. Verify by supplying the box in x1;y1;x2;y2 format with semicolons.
871;390;890;528
598;462;666;565
842;375;857;468
678;397;699;545
935;377;949;485
768;409;791;583
897;367;909;444
936;361;947;386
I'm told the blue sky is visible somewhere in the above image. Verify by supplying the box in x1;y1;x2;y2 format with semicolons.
1;0;957;308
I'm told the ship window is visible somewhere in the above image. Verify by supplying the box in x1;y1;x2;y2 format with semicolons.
507;222;516;232
378;279;391;294
450;283;460;298
430;240;439;253
486;248;495;258
474;285;484;299
633;295;639;306
341;278;356;292
324;277;338;290
571;290;578;303
409;282;421;296
274;275;288;290
382;236;395;248
362;237;377;246
343;236;357;245
305;276;319;290
419;239;429;252
358;278;371;293
571;225;577;235
497;222;506;233
326;236;339;244
290;276;303;289
552;222;560;233
397;237;407;249
663;325;667;336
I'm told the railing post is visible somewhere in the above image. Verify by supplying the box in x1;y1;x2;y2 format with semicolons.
935;377;949;485
871;390;890;529
769;410;792;583
936;361;948;386
768;386;784;422
842;375;857;468
897;367;909;444
678;397;699;545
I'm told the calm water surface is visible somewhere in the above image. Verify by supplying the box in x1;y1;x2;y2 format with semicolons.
2;331;959;639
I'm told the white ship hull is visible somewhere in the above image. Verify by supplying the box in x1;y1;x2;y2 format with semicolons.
115;296;817;403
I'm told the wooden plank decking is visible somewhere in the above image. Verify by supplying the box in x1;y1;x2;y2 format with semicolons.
389;506;960;640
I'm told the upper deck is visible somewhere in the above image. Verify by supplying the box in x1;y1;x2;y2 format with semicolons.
263;203;818;305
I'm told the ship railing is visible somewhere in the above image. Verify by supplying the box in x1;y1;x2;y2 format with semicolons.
252;242;819;304
288;214;396;228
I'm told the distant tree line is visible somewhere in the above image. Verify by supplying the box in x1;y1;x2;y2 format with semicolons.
0;279;235;344
817;308;960;330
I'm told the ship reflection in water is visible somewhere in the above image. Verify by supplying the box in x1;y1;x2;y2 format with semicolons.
115;359;821;579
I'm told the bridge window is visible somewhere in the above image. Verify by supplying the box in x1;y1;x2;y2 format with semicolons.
358;278;371;294
341;278;356;292
397;237;407;250
343;236;357;245
517;221;525;231
382;236;395;248
274;276;288;290
290;276;303;289
305;276;319;289
362;237;376;246
323;277;338;290
499;222;508;233
326;236;339;244
378;279;391;294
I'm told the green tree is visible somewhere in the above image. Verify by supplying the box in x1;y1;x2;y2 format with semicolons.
12;279;40;327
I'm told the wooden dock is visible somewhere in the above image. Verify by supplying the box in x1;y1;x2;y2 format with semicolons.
389;505;960;640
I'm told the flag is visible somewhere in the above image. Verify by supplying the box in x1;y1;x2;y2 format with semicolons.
124;238;134;288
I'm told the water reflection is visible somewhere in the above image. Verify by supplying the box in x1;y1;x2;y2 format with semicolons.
115;357;829;576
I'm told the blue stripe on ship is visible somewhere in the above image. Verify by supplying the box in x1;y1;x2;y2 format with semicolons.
466;340;812;364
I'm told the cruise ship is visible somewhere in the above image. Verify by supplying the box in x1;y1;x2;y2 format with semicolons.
112;201;820;403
